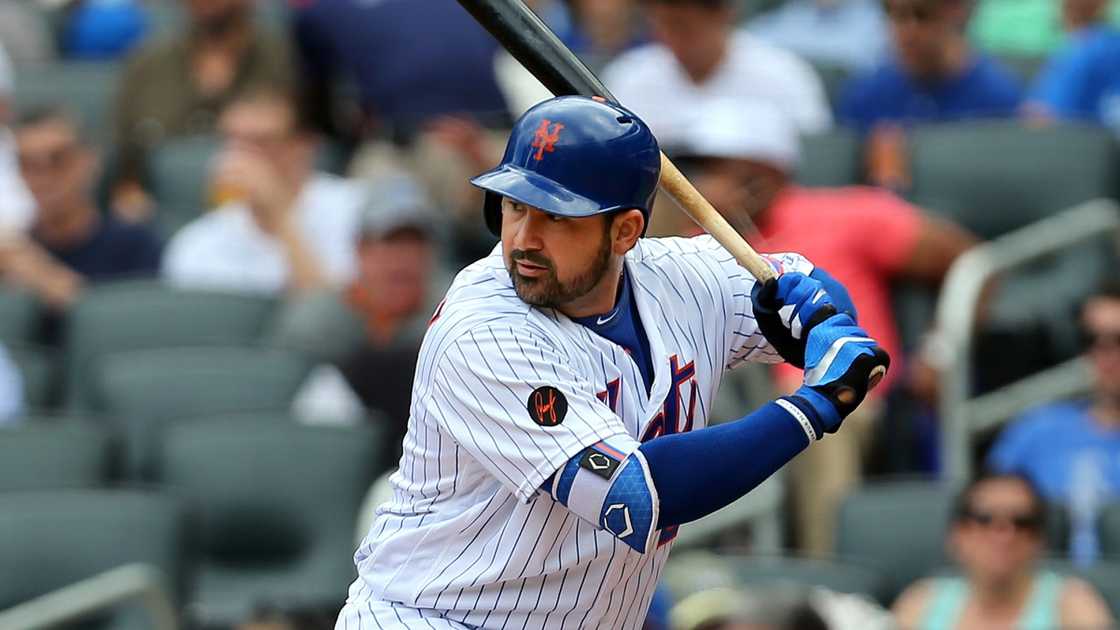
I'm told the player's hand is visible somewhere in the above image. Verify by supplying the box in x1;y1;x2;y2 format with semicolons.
791;313;890;436
750;272;837;368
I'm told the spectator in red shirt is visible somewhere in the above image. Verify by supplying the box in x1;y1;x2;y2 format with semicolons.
670;98;978;555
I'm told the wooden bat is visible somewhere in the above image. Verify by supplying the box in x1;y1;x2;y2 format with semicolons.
455;0;776;284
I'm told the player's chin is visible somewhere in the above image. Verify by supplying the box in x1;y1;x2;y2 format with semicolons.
511;275;555;307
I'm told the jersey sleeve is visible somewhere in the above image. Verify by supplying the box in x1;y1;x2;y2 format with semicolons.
701;238;815;370
428;322;633;503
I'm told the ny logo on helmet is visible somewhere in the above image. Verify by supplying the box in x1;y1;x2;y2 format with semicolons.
530;119;564;161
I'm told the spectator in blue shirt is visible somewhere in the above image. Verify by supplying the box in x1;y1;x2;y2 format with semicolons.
293;0;510;143
1;107;162;312
838;0;1022;189
1026;0;1120;135
988;279;1120;502
748;0;890;73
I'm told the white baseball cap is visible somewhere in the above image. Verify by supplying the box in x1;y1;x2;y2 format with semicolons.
674;98;801;172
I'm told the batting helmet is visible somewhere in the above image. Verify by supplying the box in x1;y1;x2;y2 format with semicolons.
471;96;661;235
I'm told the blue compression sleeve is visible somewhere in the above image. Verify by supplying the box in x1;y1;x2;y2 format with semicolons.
639;397;820;529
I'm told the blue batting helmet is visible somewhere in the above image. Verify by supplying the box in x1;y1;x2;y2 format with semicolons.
471;96;661;235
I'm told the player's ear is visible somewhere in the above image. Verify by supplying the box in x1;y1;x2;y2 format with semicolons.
610;209;644;254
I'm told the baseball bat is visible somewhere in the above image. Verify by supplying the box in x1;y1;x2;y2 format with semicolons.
456;0;777;284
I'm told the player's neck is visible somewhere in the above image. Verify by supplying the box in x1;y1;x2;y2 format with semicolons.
557;264;625;320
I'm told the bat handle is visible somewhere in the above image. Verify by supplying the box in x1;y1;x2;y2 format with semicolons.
657;153;777;283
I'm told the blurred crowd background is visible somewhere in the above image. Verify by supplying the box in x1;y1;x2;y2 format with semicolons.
0;0;1119;628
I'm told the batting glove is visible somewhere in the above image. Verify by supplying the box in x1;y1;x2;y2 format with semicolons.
787;313;890;437
750;272;838;368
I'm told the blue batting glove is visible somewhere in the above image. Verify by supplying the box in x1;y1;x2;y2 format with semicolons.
785;313;890;437
750;272;838;368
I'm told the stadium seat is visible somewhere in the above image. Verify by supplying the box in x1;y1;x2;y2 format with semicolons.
728;553;885;598
908;121;1118;239
835;479;957;602
5;344;56;409
0;288;40;346
148;134;222;237
808;60;851;110
1101;503;1120;559
796;128;861;188
159;418;381;626
0;489;188;629
12;62;121;147
65;280;277;407
0;420;111;491
89;346;311;478
1041;558;1120;618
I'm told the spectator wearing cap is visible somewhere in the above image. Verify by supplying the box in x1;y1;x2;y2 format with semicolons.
3;106;162;311
161;88;364;295
987;279;1120;504
747;0;891;73
893;472;1112;629
1024;0;1120;135
111;0;294;222
669;98;977;555
278;176;447;460
837;0;1022;189
601;0;832;148
0;41;34;232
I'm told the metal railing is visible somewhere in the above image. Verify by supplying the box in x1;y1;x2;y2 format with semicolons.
937;199;1120;482
0;564;178;630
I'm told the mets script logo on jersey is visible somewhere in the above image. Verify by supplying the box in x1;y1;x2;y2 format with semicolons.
528;385;568;426
530;119;564;161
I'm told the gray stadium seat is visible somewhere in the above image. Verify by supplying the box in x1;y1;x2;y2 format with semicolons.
728;554;885;598
0;287;40;346
836;480;957;602
13;62;121;146
148;134;221;237
89;346;311;478
159;418;381;625
65;280;277;407
1101;503;1120;559
5;344;56;409
808;60;851;110
796;128;861;188
908;121;1118;239
0;490;187;629
0;420;111;491
1041;558;1120;618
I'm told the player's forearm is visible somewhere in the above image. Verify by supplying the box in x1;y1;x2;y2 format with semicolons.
639;396;819;529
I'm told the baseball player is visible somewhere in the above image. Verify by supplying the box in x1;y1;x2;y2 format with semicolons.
336;96;888;629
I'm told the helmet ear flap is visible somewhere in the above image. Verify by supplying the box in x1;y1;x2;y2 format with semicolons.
484;192;503;235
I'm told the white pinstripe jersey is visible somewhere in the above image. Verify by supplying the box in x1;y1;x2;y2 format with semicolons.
340;235;812;629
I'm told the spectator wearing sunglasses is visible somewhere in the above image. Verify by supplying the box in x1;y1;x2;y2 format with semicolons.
986;279;1120;505
893;472;1113;629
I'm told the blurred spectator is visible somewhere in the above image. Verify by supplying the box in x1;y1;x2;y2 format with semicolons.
893;472;1113;629
279;176;445;460
292;0;509;143
0;41;35;232
747;0;890;72
838;0;1022;189
670;585;893;630
971;0;1120;57
112;0;294;222
0;1;55;64
1024;0;1120;134
565;0;647;72
669;99;977;555
61;0;150;60
602;0;832;148
4;106;161;310
162;88;363;295
987;279;1120;503
0;342;24;426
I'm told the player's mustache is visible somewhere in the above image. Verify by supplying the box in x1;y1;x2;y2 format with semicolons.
510;250;554;271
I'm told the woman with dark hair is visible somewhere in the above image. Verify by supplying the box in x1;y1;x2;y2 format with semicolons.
892;472;1113;629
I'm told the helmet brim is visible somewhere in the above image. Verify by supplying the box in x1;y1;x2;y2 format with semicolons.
471;164;609;235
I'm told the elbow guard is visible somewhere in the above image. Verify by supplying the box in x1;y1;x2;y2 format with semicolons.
548;439;659;554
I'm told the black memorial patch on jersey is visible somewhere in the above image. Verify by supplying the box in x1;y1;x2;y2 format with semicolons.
579;448;621;480
528;386;568;427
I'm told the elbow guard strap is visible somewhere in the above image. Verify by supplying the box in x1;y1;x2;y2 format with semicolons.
549;439;659;554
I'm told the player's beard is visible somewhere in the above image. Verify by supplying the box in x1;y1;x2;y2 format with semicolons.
507;229;613;309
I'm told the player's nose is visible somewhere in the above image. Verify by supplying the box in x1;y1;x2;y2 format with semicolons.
510;207;550;249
